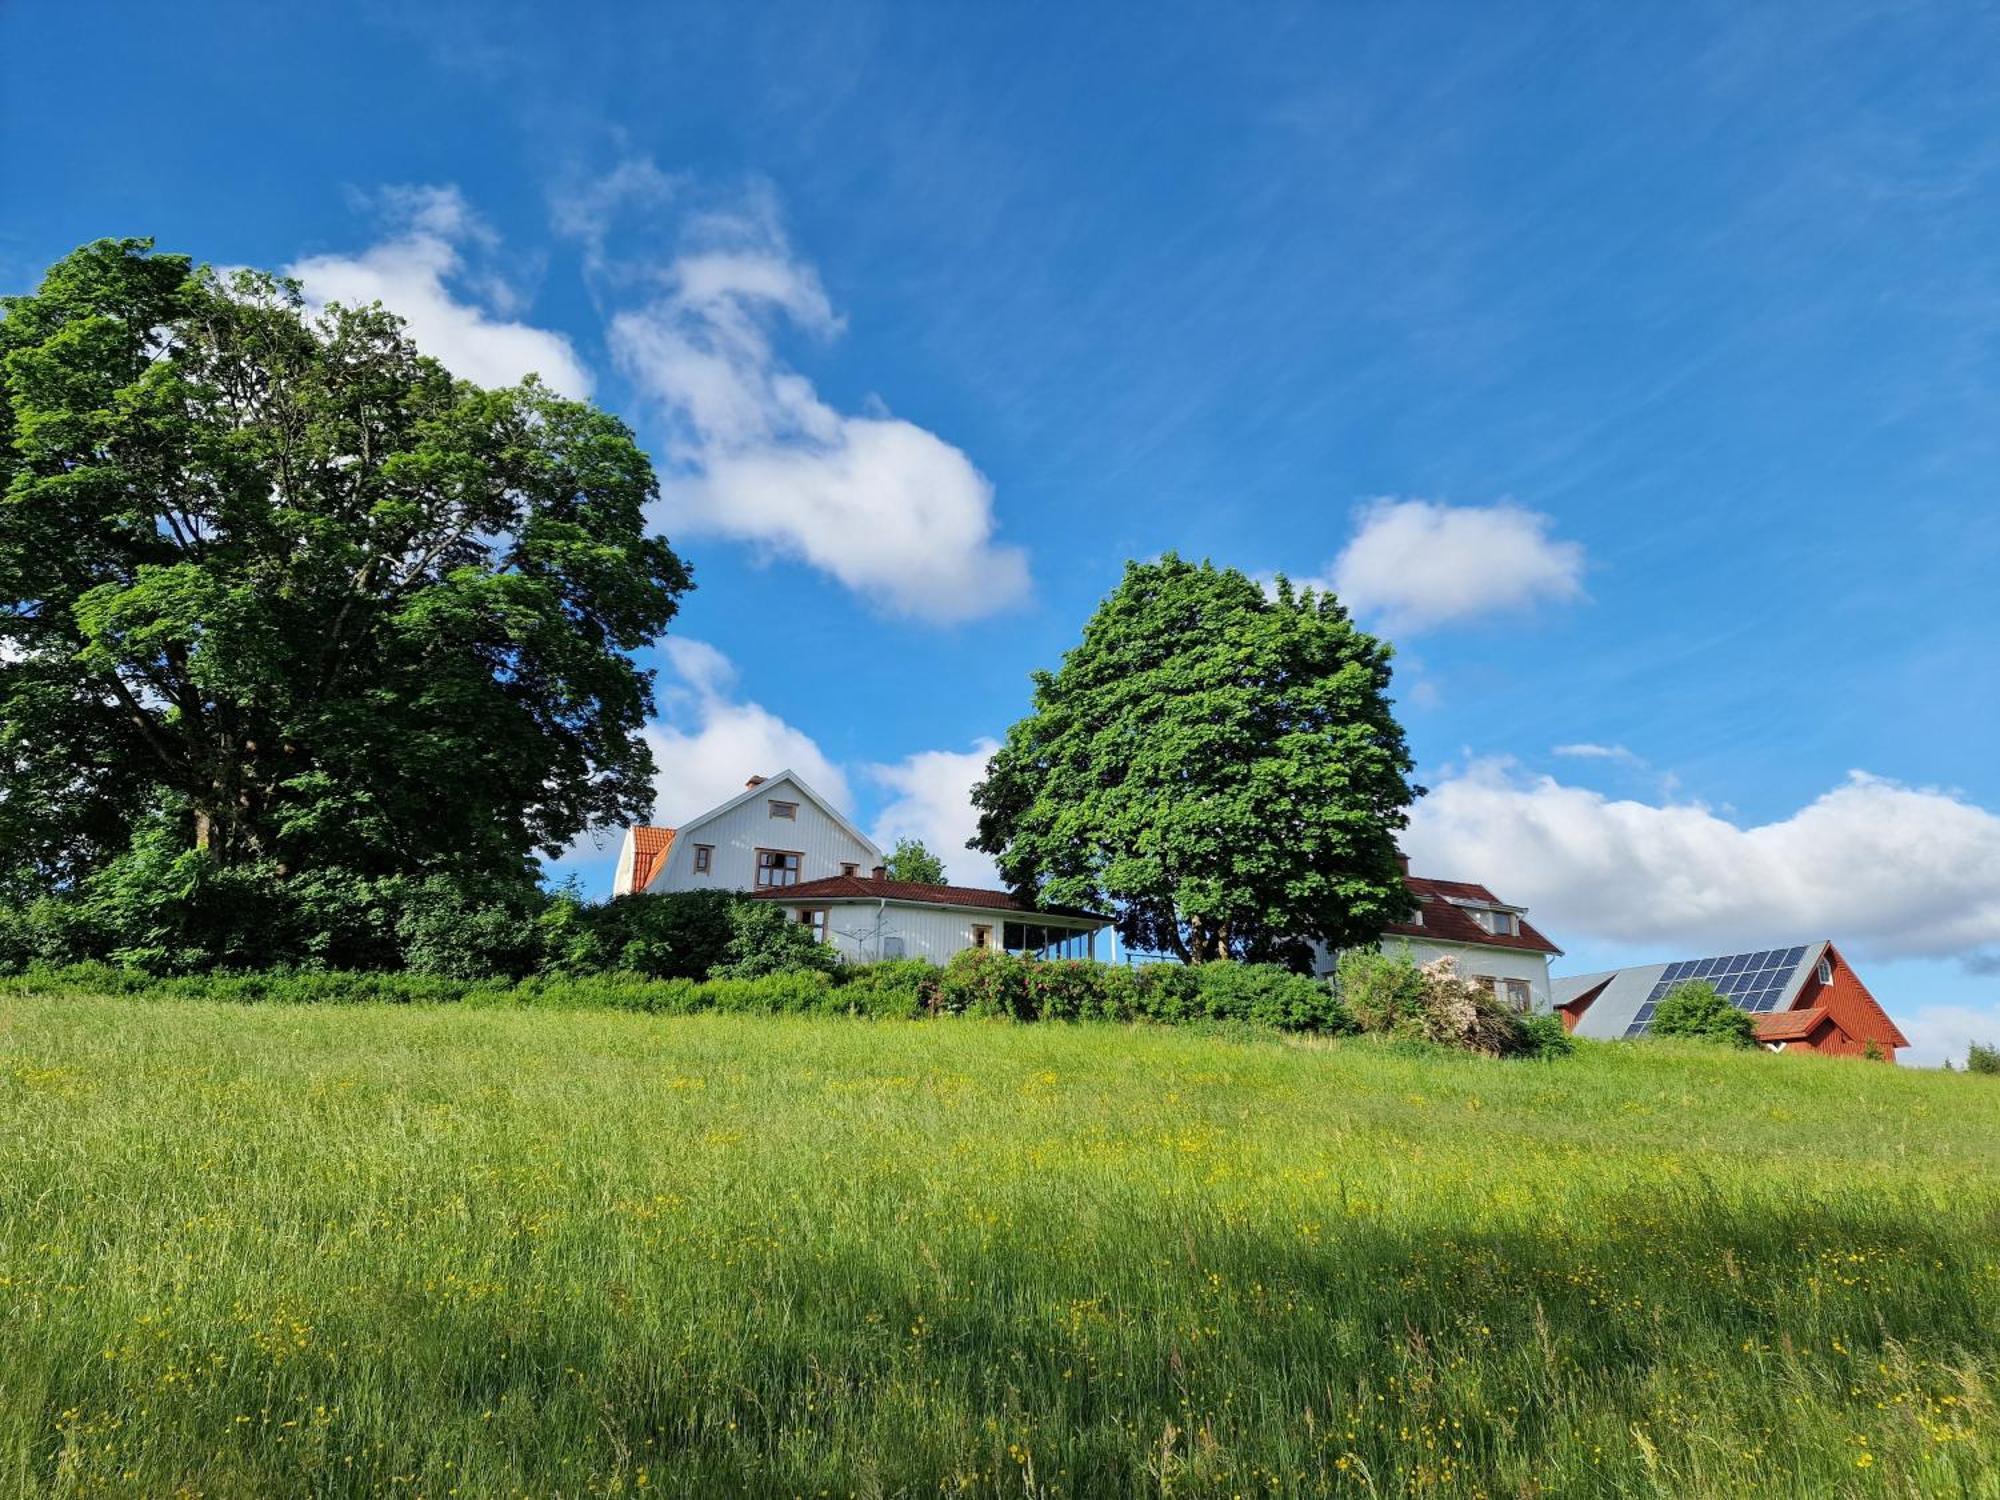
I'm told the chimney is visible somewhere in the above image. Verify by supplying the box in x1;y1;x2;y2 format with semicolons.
745;774;766;788
1395;850;1410;876
872;865;888;880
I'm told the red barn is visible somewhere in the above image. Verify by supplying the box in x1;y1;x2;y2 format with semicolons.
1553;941;1907;1061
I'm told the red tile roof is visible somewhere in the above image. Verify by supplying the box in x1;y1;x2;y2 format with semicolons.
1385;876;1562;955
630;826;675;892
749;874;1105;921
1754;1006;1833;1043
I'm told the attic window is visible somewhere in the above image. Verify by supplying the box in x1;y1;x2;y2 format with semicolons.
841;862;859;877
693;844;713;874
1474;909;1517;937
1817;955;1833;985
769;800;798;820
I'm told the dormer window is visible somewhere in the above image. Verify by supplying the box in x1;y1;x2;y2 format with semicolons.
769;800;798;820
1474;909;1518;937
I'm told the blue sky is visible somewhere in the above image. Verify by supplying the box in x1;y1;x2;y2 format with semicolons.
6;0;1998;1061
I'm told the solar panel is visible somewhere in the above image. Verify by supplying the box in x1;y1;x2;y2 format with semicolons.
1622;945;1810;1035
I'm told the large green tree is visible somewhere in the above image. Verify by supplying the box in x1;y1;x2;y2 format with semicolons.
0;239;688;928
971;555;1418;965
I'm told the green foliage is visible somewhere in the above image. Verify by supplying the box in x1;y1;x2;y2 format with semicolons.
1967;1041;2000;1075
971;555;1418;965
930;950;1352;1031
882;836;946;885
710;900;845;980
537;887;740;981
1334;949;1541;1056
1518;1011;1577;1060
1650;980;1758;1047
0;238;689;965
1334;946;1429;1033
834;958;939;1020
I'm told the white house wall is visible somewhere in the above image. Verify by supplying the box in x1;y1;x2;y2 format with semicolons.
647;774;878;894
1379;936;1553;1008
779;900;1100;966
1311;935;1553;1009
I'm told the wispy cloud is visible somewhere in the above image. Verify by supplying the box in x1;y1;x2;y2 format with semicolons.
588;172;1030;622
284;186;592;398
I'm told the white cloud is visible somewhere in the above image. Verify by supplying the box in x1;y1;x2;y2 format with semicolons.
1305;498;1586;632
607;191;1029;621
1406;761;2000;966
643;638;849;826
285;185;592;398
868;740;1002;888
1897;1003;2000;1070
1553;742;1641;764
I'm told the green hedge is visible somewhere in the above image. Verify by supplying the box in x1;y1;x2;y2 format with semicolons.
0;953;1356;1032
0;953;1580;1058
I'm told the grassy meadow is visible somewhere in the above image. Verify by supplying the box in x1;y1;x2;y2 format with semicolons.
1;992;1997;1498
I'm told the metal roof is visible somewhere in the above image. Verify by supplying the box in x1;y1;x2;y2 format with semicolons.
1556;942;1829;1040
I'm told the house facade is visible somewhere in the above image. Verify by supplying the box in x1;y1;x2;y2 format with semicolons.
1311;860;1563;1012
613;771;1109;964
1552;941;1907;1060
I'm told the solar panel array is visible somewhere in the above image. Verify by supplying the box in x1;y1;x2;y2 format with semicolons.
1621;945;1813;1037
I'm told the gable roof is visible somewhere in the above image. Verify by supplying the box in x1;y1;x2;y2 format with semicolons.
1552;941;1912;1047
1386;876;1563;955
1754;1006;1832;1043
750;874;1107;922
670;769;882;861
629;826;675;892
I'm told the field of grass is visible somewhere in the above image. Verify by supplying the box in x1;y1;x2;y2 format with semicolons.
2;992;1997;1498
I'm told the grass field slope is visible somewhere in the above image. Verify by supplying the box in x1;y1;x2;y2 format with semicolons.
2;993;1997;1498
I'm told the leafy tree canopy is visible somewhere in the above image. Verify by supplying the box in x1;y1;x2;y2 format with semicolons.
1648;981;1758;1047
971;555;1418;965
883;836;946;886
0;239;689;928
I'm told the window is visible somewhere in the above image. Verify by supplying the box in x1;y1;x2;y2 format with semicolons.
841;862;859;877
798;908;828;942
1501;978;1532;1013
1475;909;1518;937
756;849;802;888
768;800;798;820
970;924;992;950
693;844;713;874
1816;955;1833;985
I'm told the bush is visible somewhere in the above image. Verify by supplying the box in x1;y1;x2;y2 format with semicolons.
936;948;1034;1018
1968;1042;2000;1075
1334;948;1428;1034
837;959;939;1020
709;901;844;980
1649;981;1757;1047
1187;961;1355;1033
1406;957;1534;1057
537;888;740;981
1518;1011;1576;1059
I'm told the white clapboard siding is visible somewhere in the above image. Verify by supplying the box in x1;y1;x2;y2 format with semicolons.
647;773;879;895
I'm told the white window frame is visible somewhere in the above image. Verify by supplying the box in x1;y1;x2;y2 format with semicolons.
692;844;713;875
768;800;799;821
756;849;802;888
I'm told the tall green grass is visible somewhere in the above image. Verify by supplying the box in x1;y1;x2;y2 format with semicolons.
2;992;1995;1497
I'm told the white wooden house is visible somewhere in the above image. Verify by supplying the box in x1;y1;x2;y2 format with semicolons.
614;771;1108;964
1310;858;1562;1012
